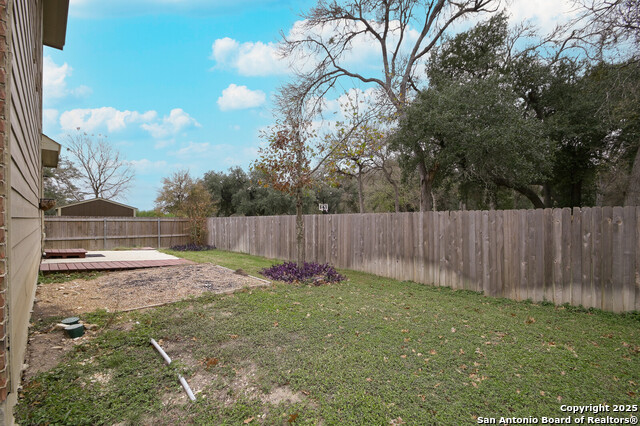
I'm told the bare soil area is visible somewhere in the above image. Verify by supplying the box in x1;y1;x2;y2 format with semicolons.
34;263;269;316
24;263;270;383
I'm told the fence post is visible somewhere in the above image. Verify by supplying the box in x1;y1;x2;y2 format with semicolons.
157;218;161;248
103;218;107;249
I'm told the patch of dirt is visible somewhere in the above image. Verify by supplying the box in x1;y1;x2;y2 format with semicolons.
23;328;100;382
24;263;270;385
34;263;269;315
261;386;303;405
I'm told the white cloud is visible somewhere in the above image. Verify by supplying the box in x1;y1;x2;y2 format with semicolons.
43;56;71;99
153;139;175;149
212;37;239;64
130;159;168;174
173;141;213;157
59;107;157;132
71;85;93;97
507;0;576;32
141;108;200;138
217;84;266;111
211;38;289;76
59;107;199;137
43;56;92;104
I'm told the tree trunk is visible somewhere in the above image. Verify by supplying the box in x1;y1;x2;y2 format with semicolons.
417;162;432;212
624;146;640;206
357;169;365;213
391;181;400;213
295;187;305;268
570;181;582;207
493;178;545;209
543;182;552;208
380;165;400;212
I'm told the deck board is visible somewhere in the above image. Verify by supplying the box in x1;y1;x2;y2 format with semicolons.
40;258;195;272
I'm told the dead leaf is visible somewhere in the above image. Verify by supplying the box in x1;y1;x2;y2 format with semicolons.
401;329;409;333
366;377;372;382
557;396;563;402
400;355;407;359
273;321;279;327
229;334;239;339
205;357;219;368
288;412;299;423
243;417;254;424
451;327;456;333
471;382;478;388
429;350;437;355
540;391;546;396
525;316;536;324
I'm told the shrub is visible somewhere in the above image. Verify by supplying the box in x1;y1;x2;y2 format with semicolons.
169;244;215;251
260;261;345;285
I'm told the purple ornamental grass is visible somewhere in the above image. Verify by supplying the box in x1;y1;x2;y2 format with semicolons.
260;261;346;284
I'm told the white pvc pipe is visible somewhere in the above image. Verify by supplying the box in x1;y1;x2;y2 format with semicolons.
150;338;196;401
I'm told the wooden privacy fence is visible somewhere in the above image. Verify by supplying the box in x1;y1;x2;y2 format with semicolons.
44;217;190;250
208;206;640;312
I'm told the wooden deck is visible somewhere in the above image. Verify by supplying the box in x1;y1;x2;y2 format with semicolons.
40;258;195;272
44;248;88;259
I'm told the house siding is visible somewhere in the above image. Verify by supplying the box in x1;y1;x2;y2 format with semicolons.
0;1;8;418
1;0;43;424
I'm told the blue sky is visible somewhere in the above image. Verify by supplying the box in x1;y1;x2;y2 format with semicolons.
44;0;575;211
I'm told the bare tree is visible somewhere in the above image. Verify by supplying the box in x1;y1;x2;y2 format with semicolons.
568;0;639;60
66;130;135;200
278;0;499;210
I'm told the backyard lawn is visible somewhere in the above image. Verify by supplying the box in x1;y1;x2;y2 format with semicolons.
17;250;640;425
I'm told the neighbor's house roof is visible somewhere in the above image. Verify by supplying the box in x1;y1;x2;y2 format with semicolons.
43;0;70;49
41;134;61;168
57;197;138;216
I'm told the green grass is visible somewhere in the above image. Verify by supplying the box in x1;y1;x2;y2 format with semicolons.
38;270;104;285
17;250;640;425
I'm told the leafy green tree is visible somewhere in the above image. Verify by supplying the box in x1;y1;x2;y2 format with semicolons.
253;119;316;266
392;76;551;208
154;170;194;215
136;210;175;217
203;167;249;217
154;170;214;245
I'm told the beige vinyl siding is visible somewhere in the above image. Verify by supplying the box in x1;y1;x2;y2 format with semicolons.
5;0;43;415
